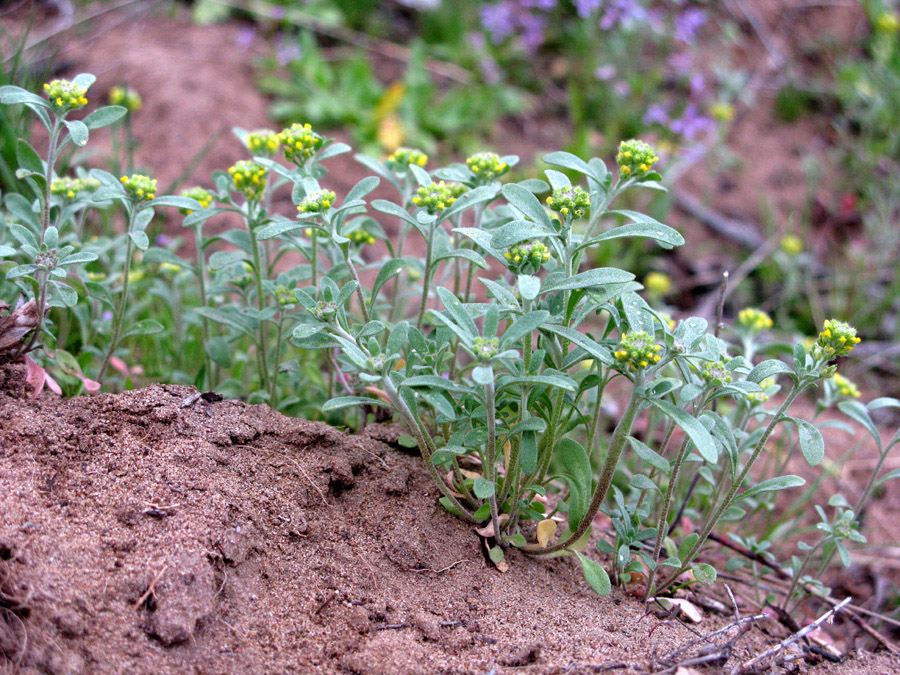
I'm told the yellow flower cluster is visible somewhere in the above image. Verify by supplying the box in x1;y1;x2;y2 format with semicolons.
701;359;733;386
830;373;861;399
275;285;296;307
278;122;324;164
748;377;775;404
781;235;803;256
614;331;663;371
228;161;267;201
814;319;861;359
51;176;99;200
246;129;280;157
503;240;551;275
387;147;428;168
546;186;590;219
297;189;336;214
180;187;213;215
644;271;672;296
473;336;499;361
43;79;88;112
412;181;460;214
737;308;773;333
466;152;509;181
108;85;142;112
710;102;734;122
617;139;659;176
347;229;376;246
120;174;156;201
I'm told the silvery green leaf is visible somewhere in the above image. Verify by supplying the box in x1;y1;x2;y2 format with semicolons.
644;398;718;463
128;231;149;251
472;366;493;385
542;268;633;293
574;551;611;597
502;183;552;229
292;323;324;339
63;119;89;147
16;139;43;175
473;477;495;499
793;418;824;466
739;475;805;501
580;219;684;250
0;85;49;108
748;359;795;383
518;274;540;301
344;175;379;203
491;219;555;248
628;437;670;474
503;310;549;346
442;184;499;222
71;73;96;89
123;319;164;339
409;163;431;187
51;280;77;307
322;396;391;412
543;169;570;191
84;105;126;130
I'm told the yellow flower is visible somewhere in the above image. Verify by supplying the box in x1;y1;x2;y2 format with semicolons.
644;272;672;296
781;235;803;256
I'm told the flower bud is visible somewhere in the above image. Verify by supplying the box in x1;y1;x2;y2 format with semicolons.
546;186;590;219
412;181;464;215
813;319;861;360
617;139;659;177
387;147;428;169
278;122;324;164
227;161;267;202
503;240;552;274
466;152;509;182
737;308;773;333
613;331;663;371
108;85;142;112
245;129;280;157
298;189;336;214
43;79;88;113
473;336;500;361
120;173;157;202
180;186;213;215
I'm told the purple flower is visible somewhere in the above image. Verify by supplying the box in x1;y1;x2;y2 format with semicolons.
689;73;705;95
670;104;714;140
235;26;256;49
519;13;549;52
481;2;517;43
155;234;173;247
594;64;617;81
574;0;601;18
102;311;113;321
674;7;706;43
643;103;670;126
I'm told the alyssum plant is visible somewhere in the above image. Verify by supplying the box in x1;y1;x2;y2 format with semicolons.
1;75;866;600
270;137;860;597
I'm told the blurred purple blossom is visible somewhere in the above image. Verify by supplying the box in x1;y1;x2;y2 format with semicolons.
481;2;517;43
574;0;602;18
480;1;548;53
674;7;706;43
469;32;502;84
594;64;617;81
643;103;670;126
155;234;173;247
102;311;113;321
235;26;257;49
276;39;302;66
669;103;713;140
690;73;705;95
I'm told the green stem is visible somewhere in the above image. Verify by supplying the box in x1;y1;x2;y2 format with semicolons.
248;210;271;394
97;207;139;383
484;379;503;542
528;371;646;556
656;386;804;594
193;223;213;388
382;376;476;523
416;222;437;330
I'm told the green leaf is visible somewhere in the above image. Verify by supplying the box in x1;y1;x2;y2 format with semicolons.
542;151;592;177
502;310;550;347
574;551;611;597
876;468;900;487
438;496;468;519
838;400;881;451
322;396;391;412
643;398;718;463
51;280;77;307
436;287;478;338
794;418;825;466
739;475;805;501
371;258;407;299
581;219;684;250
489;546;505;564
122;319;164;339
71;73;96;89
16;139;44;175
398;434;417;448
630;474;659;492
748;359;795;383
542;268;634;293
292;323;324;339
679;534;699;561
148;196;204;210
64;119;89;147
473;477;495;499
518;274;540;301
209;251;245;270
628;437;670;474
692;563;717;586
559;437;592;531
205;337;232;367
442;184;499;222
128;231;149;251
0;85;50;109
472;366;493;386
83;105;127;130
502;183;552;229
541;324;612;365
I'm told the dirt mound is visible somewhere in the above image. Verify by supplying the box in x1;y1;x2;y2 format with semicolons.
0;369;896;674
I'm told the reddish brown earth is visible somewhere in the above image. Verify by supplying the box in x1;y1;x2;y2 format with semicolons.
1;365;898;675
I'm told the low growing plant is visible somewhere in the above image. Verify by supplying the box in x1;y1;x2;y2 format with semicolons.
1;73;891;606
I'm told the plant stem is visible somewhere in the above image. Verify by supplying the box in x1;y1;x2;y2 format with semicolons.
416;222;437;330
528;371;646;555
97;206;139;383
381;375;476;522
248;210;271;394
484;379;503;542
646;435;691;600
656;386;804;594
